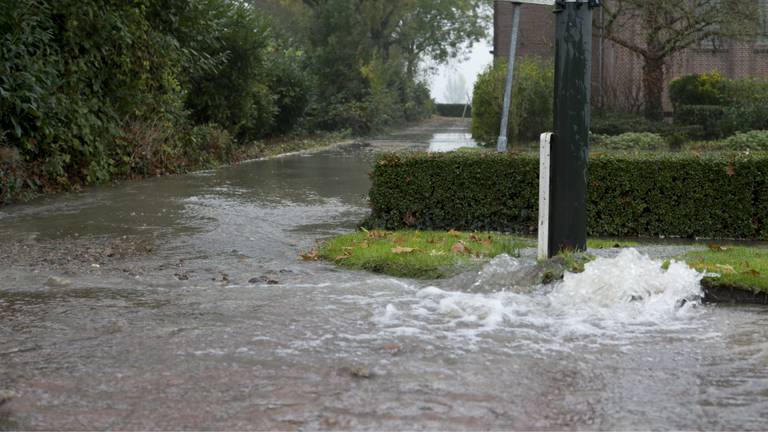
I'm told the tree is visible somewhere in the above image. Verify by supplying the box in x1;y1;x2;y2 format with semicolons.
303;0;488;81
600;0;761;119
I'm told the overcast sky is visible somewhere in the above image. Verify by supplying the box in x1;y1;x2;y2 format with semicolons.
428;38;493;104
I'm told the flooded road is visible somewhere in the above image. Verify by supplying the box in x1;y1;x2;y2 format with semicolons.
2;118;768;430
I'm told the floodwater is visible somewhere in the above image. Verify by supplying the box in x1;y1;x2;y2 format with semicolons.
1;118;767;430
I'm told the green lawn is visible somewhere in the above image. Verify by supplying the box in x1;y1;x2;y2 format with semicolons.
311;230;768;294
314;229;530;279
676;246;768;294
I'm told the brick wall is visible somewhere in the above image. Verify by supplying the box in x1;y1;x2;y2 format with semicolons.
493;0;768;112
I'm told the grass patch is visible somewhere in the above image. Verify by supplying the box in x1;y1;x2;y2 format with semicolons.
556;249;597;273
314;229;531;279
677;246;768;294
586;238;640;249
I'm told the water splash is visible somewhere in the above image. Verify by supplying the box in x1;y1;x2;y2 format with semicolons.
373;248;706;343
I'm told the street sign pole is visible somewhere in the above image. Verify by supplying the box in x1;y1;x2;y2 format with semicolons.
496;2;522;153
546;0;600;257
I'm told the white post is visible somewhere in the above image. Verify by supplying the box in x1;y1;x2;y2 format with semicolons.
538;132;552;260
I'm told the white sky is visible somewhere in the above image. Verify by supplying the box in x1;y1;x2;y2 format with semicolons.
428;38;493;104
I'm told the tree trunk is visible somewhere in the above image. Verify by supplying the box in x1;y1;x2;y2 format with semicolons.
642;56;665;120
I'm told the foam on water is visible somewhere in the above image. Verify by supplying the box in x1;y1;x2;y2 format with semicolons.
550;248;704;323
372;248;707;345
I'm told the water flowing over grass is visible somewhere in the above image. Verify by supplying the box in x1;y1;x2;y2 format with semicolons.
316;230;531;279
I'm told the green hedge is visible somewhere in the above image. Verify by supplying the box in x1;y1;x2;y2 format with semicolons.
365;152;768;239
436;104;470;117
760;179;768;239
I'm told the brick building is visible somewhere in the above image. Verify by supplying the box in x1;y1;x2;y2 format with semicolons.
493;0;768;112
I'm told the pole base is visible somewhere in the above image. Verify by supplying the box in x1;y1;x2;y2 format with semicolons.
496;136;508;153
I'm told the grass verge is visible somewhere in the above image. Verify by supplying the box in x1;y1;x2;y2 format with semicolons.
313;229;530;279
676;246;768;294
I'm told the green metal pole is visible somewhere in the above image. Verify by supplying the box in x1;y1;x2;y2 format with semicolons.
547;0;599;257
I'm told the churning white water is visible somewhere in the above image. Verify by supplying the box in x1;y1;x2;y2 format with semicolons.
373;248;707;347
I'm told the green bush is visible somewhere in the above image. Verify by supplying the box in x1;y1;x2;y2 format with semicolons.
670;74;768;140
402;80;435;123
760;177;768;239
724;77;768;105
593;132;667;151
365;151;768;239
669;72;729;108
436;104;471;118
718;103;768;136
471;58;554;145
185;1;278;142
721;131;768;151
591;112;671;135
674;105;726;138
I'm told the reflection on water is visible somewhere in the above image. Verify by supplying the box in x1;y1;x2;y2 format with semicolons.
1;120;768;430
427;132;478;152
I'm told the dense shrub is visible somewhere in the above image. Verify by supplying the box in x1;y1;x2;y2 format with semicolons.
724;77;768;105
670;73;768;139
0;0;317;200
0;0;188;185
471;58;554;145
669;72;729;108
184;1;278;142
365;151;768;239
303;0;437;135
760;176;768;239
592;132;667;151
436;104;471;118
721;131;768;151
591;112;670;136
718;103;768;136
402;81;435;122
674;105;726;138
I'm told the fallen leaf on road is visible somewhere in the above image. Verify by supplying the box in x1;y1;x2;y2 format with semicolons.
300;250;319;261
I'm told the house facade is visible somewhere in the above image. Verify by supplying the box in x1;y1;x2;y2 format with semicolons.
493;0;768;112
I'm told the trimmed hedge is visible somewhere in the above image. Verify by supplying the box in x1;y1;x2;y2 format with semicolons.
436;104;471;118
365;152;768;239
760;182;768;239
